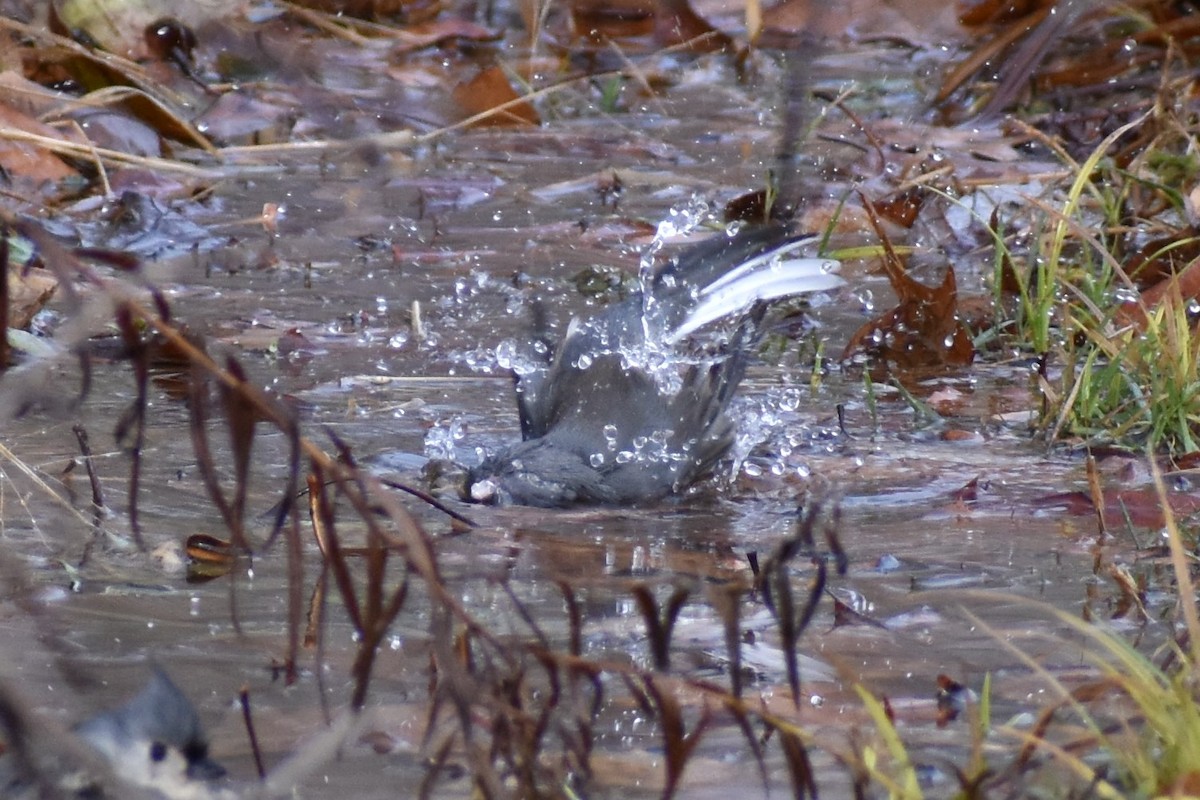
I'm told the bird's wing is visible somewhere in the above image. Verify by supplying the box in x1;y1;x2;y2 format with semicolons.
668;252;842;343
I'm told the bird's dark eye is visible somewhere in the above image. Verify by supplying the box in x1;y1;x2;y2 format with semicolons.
184;741;208;763
149;741;168;762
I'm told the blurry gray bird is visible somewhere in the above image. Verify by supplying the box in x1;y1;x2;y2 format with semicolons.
468;223;842;507
0;667;226;800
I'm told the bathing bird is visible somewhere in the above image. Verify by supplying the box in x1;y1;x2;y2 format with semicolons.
468;223;842;507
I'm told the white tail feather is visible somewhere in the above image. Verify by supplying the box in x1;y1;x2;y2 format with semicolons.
668;255;842;342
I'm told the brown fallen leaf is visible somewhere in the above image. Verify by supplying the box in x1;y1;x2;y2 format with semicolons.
0;70;76;118
762;0;965;46
1123;231;1200;289
7;267;58;330
451;65;539;127
830;593;887;630
561;0;729;52
842;195;975;368
570;0;656;41
394;17;502;53
1032;487;1200;529
0;100;80;186
873;186;925;229
1114;256;1200;331
957;0;1048;27
948;475;985;503
654;0;732;52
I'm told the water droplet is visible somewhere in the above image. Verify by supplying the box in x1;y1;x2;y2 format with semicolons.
496;340;516;368
603;424;619;448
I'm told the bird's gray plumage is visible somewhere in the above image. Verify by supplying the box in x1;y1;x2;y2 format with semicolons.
469;224;841;507
0;668;226;800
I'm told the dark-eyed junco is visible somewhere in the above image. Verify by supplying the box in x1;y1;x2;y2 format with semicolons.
467;223;841;507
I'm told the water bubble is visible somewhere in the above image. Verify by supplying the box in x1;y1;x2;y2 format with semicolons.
589;453;605;467
496;340;517;368
603;424;619;448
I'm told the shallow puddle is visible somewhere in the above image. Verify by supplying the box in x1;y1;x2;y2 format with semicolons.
0;36;1176;799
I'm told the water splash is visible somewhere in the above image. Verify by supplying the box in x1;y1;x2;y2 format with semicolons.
638;196;716;340
424;416;468;460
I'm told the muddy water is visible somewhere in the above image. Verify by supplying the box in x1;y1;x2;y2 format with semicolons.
0;51;1158;798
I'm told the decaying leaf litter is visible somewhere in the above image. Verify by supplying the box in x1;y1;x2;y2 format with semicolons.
4;0;1200;796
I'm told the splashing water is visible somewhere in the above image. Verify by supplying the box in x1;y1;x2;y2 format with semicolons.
424;416;468;460
495;339;547;377
638;196;716;341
